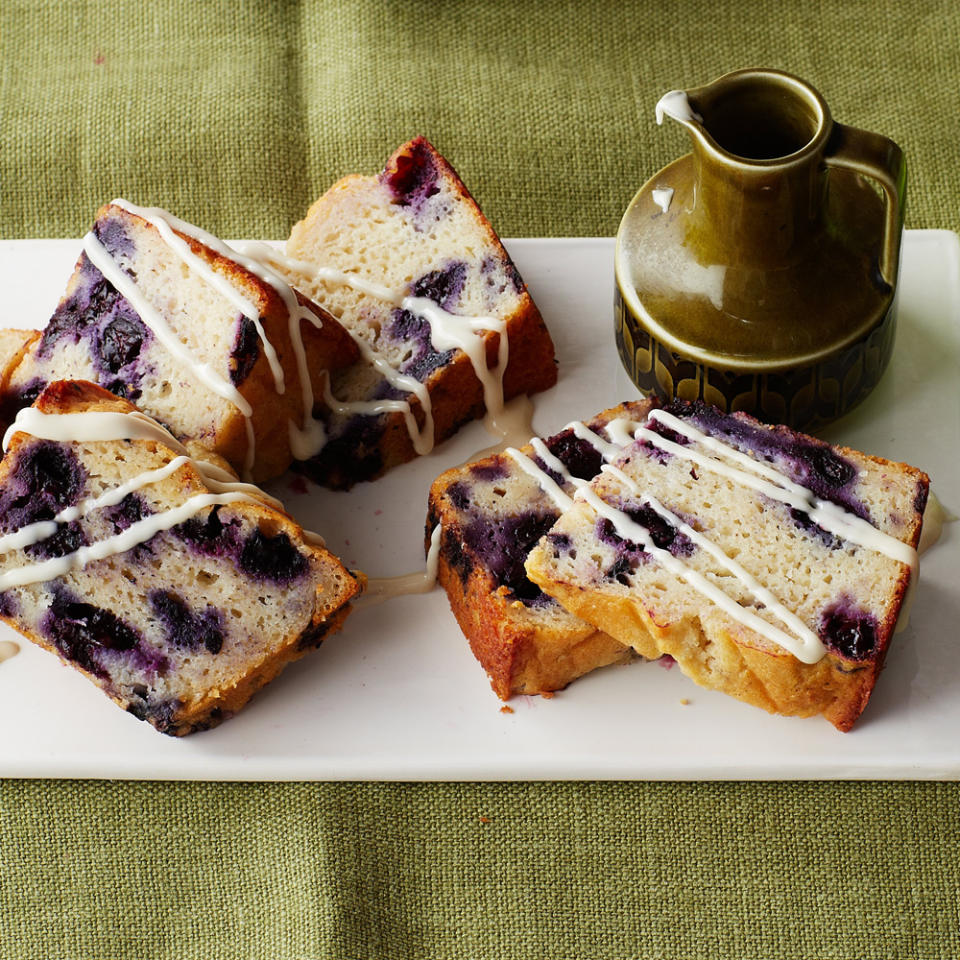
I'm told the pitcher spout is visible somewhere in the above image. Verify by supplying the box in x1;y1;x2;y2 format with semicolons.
654;89;704;131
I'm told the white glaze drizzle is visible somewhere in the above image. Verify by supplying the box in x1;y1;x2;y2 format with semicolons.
111;200;286;395
105;202;331;469
651;187;674;213
599;464;825;663
357;524;442;607
506;418;648;512
84;230;253;423
0;455;193;555
0;491;251;591
0;407;292;579
506;444;575;512
508;407;918;664
459;395;536;464
577;480;826;664
655;90;703;126
248;244;511;455
568;418;641;462
3;408;189;455
642;409;918;573
505;417;824;659
2;408;281;508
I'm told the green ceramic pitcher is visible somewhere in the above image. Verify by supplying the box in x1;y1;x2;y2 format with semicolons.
614;68;906;429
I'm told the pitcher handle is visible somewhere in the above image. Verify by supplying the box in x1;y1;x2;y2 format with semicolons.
824;123;906;287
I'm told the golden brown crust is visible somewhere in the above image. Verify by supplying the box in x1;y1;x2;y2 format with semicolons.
432;520;630;699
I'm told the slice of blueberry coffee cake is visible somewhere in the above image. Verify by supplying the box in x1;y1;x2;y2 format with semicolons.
0;380;361;735
525;400;929;731
2;201;359;482
259;137;557;488
428;400;656;699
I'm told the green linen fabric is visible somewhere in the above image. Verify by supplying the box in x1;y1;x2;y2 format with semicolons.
1;1;959;958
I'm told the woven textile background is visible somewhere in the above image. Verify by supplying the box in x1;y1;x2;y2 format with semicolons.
2;1;959;958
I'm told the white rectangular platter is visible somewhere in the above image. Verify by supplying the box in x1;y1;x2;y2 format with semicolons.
0;231;957;780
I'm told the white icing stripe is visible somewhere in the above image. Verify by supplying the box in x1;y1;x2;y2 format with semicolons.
508;407;916;664
404;295;508;425
108;204;327;465
506;418;650;512
505;446;575;512
0;456;193;556
208;244;325;461
84;228;261;480
504;415;826;660
246;245;441;453
320;372;432;456
529;437;589;491
0;520;57;554
248;244;510;455
0;492;251;591
577;483;826;664
567;418;647;463
111;200;286;395
3;408;190;455
641;409;918;572
3;409;285;514
600;465;826;663
83;232;254;419
602;417;646;451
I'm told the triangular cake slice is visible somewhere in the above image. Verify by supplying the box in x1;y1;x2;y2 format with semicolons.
0;380;361;735
268;137;557;488
428;400;654;698
525;400;929;730
3;201;359;482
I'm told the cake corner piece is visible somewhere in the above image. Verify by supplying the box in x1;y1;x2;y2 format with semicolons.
427;399;658;700
0;379;361;736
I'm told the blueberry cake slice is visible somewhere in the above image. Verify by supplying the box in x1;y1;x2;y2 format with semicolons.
0;380;361;735
525;400;929;731
428;400;654;699
270;137;557;488
3;201;359;482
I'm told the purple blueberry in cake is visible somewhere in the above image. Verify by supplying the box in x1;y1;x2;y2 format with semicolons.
103;493;152;533
25;521;88;561
382;138;441;211
0;441;87;530
819;598;878;661
229;315;261;386
42;584;161;681
463;511;558;605
149;590;225;655
239;529;309;585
